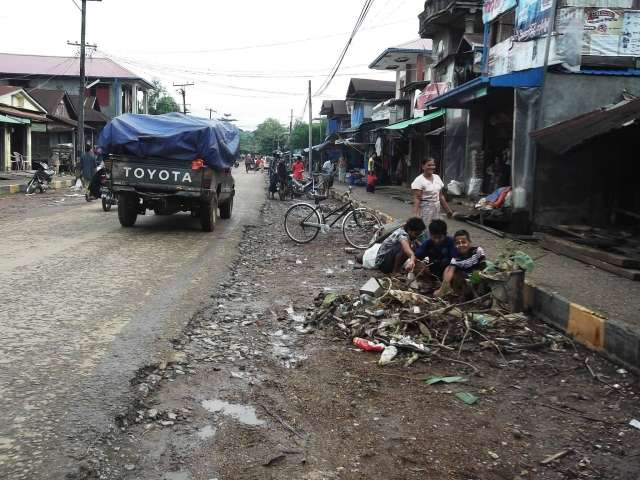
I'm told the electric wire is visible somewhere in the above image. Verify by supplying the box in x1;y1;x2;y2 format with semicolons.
314;0;375;96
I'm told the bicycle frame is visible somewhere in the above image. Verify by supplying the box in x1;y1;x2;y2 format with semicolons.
300;198;355;229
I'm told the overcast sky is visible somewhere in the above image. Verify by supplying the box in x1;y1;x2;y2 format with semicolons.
1;0;424;130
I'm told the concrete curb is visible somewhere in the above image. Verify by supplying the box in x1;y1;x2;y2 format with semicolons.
0;178;75;196
331;187;640;373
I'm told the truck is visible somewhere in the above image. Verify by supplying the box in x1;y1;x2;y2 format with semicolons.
97;113;238;232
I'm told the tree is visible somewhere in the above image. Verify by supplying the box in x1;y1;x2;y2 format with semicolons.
239;130;256;154
289;120;326;150
147;78;180;115
253;118;287;154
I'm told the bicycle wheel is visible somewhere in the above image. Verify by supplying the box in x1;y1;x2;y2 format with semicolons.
342;208;382;249
284;203;322;244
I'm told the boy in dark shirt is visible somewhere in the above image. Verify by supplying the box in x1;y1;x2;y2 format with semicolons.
415;219;457;279
435;229;486;296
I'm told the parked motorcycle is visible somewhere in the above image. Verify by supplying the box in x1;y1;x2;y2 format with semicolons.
25;160;55;194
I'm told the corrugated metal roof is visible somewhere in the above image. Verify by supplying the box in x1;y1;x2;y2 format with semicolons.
385;109;445;130
531;97;640;154
0;85;21;96
0;53;151;86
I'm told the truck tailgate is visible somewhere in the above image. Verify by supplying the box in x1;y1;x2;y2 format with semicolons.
111;158;203;192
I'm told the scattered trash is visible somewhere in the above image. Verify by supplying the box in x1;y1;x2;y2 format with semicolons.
424;376;467;385
455;392;478;405
263;454;287;467
378;346;398;366
617;368;628;375
487;451;499;460
353;337;385;352
629;419;640;430
306;275;568;370
296;259;303;265
360;277;382;297
540;449;574;465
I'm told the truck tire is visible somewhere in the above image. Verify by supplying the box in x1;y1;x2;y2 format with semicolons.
118;193;138;227
219;197;233;219
200;196;217;232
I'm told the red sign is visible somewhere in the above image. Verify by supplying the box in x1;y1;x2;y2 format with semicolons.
416;82;450;109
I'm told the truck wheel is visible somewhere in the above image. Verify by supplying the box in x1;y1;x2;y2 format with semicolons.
118;193;138;227
200;196;217;232
219;197;233;219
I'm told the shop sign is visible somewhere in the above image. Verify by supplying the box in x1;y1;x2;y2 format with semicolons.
515;0;554;41
583;8;625;55
483;0;518;23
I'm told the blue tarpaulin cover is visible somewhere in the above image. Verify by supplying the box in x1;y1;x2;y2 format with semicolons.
97;113;239;169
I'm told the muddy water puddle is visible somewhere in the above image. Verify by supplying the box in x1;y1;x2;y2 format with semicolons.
201;399;264;426
195;424;217;440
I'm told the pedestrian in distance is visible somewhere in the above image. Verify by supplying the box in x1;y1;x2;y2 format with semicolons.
411;157;454;227
292;156;305;181
366;170;377;193
80;144;97;188
244;154;252;173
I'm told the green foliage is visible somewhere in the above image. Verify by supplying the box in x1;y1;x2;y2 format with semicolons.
483;249;534;275
148;79;180;115
254;118;287;154
239;130;256;154
289;120;326;150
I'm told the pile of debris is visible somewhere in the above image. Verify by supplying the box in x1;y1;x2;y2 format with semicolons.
306;275;569;368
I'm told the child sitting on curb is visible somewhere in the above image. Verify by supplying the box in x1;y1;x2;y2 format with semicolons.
435;229;486;297
414;219;457;280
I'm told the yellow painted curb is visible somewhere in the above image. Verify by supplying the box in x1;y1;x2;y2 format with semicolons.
9;184;20;194
567;303;605;349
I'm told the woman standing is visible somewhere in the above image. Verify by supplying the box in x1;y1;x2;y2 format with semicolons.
411;158;454;226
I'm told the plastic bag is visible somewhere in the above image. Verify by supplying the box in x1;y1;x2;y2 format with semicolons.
467;177;482;196
447;180;464;196
362;243;381;269
378;345;398;365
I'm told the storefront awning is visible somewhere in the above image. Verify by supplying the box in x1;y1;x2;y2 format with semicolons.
426;68;544;108
531;97;640;154
0;114;27;124
385;109;445;130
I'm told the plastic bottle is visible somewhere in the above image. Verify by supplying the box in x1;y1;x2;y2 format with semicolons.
352;337;385;352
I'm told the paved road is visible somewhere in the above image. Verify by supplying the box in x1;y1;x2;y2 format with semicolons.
0;169;263;479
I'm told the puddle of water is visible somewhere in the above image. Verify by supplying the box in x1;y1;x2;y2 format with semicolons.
163;471;192;480
201;399;265;426
196;424;217;440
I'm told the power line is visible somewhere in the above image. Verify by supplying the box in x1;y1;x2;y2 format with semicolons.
314;0;375;96
118;17;413;56
71;0;82;12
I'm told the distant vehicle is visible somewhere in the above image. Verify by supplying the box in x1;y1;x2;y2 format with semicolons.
98;113;238;232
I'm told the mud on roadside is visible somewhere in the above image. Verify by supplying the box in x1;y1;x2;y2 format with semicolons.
70;197;640;480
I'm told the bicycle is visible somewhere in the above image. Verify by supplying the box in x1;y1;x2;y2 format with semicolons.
284;187;382;249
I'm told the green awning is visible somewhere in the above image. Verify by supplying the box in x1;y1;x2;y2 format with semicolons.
385;109;445;130
0;114;29;125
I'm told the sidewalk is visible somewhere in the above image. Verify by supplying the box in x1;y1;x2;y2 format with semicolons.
335;183;640;371
0;171;76;195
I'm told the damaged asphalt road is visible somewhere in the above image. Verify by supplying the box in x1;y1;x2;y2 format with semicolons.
74;192;640;480
0;170;263;480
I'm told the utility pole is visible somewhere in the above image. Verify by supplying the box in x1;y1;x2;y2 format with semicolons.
205;108;216;119
73;0;101;168
173;82;194;114
308;80;313;176
288;108;293;160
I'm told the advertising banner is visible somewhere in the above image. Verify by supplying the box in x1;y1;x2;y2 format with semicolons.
583;8;624;55
515;0;554;41
483;0;518;23
620;10;640;55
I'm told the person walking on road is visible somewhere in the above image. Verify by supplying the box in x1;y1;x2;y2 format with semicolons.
245;154;253;173
411;158;454;227
80;144;97;188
